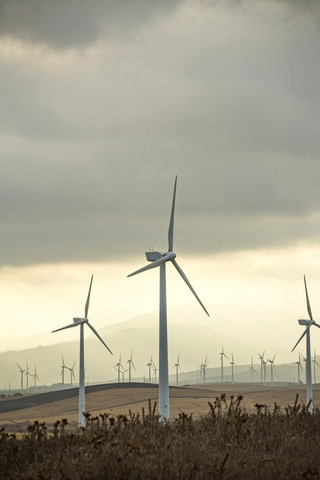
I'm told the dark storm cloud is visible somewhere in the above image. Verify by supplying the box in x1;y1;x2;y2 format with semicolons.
1;0;320;267
0;0;183;48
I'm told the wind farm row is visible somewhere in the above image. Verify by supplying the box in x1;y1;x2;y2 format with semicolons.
2;177;320;426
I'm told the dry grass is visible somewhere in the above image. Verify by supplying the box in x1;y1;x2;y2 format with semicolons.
1;394;320;479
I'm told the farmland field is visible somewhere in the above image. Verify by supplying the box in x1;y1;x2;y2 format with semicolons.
1;381;320;432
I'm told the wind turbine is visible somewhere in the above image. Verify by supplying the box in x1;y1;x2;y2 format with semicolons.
32;365;39;390
294;353;303;384
114;355;124;383
220;346;228;382
230;353;236;384
128;176;209;421
25;363;32;390
249;356;257;383
66;361;76;386
60;355;67;385
174;355;181;385
127;353;136;383
52;275;112;427
292;275;320;412
146;356;153;384
312;349;320;384
200;356;208;383
258;351;265;383
16;363;26;393
152;359;158;384
268;354;276;386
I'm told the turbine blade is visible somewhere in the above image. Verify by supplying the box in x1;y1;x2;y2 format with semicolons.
292;325;311;352
85;274;94;319
304;275;313;321
168;176;177;252
52;322;79;333
87;322;113;355
127;255;169;277
172;259;209;316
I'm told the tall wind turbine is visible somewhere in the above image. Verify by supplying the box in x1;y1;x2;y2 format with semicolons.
152;359;158;384
128;177;209;420
146;356;153;384
61;355;67;385
220;346;228;382
25;363;32;390
200;356;208;383
230;353;236;384
292;275;320;412
16;363;26;393
127;353;135;383
174;355;181;385
312;349;320;384
52;275;112;427
66;361;76;386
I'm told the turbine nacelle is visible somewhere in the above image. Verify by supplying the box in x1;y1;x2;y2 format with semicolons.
145;251;176;262
73;317;88;325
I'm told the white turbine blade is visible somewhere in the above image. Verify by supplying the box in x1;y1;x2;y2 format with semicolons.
292;325;311;352
87;322;113;355
171;259;209;316
85;274;93;319
304;275;313;321
52;322;79;333
314;322;320;328
62;355;65;366
128;255;169;277
168;176;177;252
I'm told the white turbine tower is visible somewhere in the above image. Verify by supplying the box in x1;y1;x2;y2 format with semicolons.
114;355;124;383
220;346;228;382
258;351;265;383
128;177;209;421
33;365;39;390
200;356;208;383
268;354;276;386
292;275;320;412
66;361;76;386
312;349;320;384
249;356;257;383
52;275;112;427
127;353;136;383
230;353;236;384
60;355;67;386
174;355;181;385
294;353;303;384
16;363;26;393
146;356;153;384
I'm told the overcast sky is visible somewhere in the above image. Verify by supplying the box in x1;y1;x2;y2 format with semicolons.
1;0;320;361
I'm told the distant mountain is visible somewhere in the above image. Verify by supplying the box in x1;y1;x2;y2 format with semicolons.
0;305;300;391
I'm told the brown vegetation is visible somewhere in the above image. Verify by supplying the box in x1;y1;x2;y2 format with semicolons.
1;394;320;479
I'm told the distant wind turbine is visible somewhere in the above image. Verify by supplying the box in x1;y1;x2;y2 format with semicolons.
32;365;39;390
230;353;236;384
200;356;208;383
152;359;158;384
268;354;276;386
52;275;112;427
114;355;124;383
66;361;76;386
294;353;303;384
249;356;257;383
16;363;26;393
25;363;32;390
220;346;228;382
292;275;320;412
258;351;265;384
61;355;67;385
174;355;181;385
312;349;320;384
128;176;209;420
127;353;135;383
146;356;153;384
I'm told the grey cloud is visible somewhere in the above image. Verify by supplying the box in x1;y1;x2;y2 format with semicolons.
0;0;183;48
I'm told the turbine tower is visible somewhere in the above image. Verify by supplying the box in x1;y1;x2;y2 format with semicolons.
16;363;26;393
33;365;39;390
294;353;303;384
114;355;124;383
220;346;228;382
128;176;209;421
200;356;208;383
258;351;265;383
174;355;181;385
268;354;276;386
61;355;67;385
146;356;153;384
66;361;76;386
52;275;112;427
249;356;257;383
230;353;236;384
127;353;136;383
312;349;320;384
292;275;320;412
25;363;32;390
